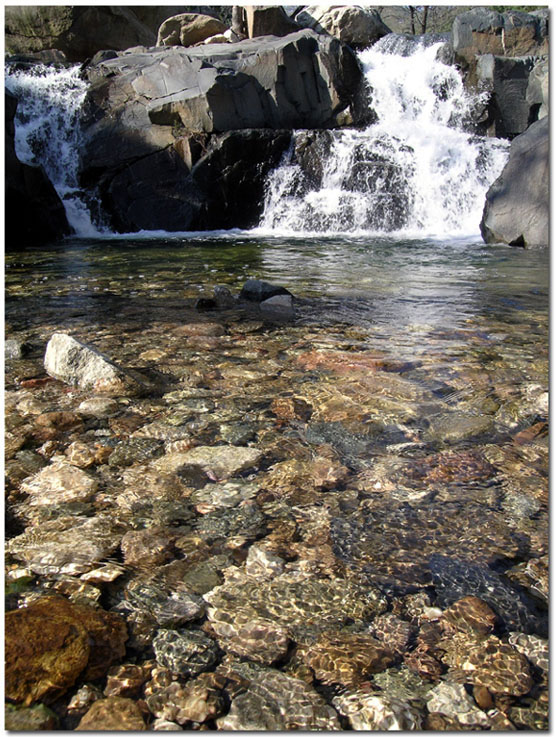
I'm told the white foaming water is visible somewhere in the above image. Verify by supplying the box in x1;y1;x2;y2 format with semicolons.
259;39;510;238
5;63;105;237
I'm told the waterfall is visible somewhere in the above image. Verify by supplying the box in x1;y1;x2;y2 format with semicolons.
5;62;106;237
260;38;510;238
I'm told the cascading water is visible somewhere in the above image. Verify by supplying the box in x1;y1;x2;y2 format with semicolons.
5;63;106;237
259;37;510;238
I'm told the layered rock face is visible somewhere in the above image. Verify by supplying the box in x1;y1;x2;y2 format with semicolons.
79;30;363;232
480;117;549;249
453;8;549;138
5;91;70;246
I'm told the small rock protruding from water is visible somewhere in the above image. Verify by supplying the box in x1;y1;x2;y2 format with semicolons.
239;279;293;303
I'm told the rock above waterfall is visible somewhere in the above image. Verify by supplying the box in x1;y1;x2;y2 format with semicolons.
295;6;391;49
5;91;70;247
245;6;301;38
44;333;146;395
4;6;158;62
526;58;549;121
157;13;227;47
480;117;548;249
82;30;362;135
453;9;548;63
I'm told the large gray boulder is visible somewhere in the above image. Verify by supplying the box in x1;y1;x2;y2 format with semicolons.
526;57;549;121
82;30;362;137
453;9;548;64
295;5;391;49
5;91;70;247
480;117;548;248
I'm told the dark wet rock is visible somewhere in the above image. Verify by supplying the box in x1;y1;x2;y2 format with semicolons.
239;279;293;304
6;596;127;705
193;503;266;546
295;5;391;49
303;631;394;686
333;690;424;730
331;502;523;594
153;629;219;677
481;116;549;248
475;54;537;139
429;555;546;636
44;333;148;396
108;437;164;467
260;294;295;319
76;696;146;731
216;661;341;730
157;13;227;47
7;515;125;576
5;703;58;731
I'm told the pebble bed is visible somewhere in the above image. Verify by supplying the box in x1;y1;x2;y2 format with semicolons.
5;240;548;730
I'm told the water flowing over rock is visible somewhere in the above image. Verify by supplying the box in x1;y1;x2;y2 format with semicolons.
480;116;549;248
260;36;509;237
5;90;70;245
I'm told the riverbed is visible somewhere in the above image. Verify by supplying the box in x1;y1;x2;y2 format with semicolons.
5;233;549;729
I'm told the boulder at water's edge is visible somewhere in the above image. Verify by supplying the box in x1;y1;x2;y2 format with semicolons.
480;117;549;248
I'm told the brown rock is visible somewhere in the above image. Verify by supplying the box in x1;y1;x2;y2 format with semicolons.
76;696;146;730
120;527;176;569
5;596;127;705
442;596;498;635
157;13;227;47
304;631;394;686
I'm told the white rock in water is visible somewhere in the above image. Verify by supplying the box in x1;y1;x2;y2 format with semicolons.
333;691;424;730
153;445;262;480
426;682;490;728
44;332;143;395
20;458;98;506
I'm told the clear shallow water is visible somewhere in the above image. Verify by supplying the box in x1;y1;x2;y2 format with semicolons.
5;234;550;728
